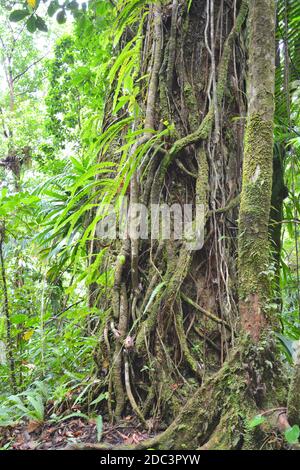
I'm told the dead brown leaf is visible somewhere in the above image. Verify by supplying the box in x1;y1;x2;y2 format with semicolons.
27;420;41;433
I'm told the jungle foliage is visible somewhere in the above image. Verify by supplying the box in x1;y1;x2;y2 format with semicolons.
0;0;300;450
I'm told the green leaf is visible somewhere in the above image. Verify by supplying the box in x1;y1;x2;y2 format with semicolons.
11;314;27;325
9;10;30;22
96;415;103;442
66;1;79;11
35;16;48;32
285;425;300;444
56;10;67;24
275;333;294;361
90;392;108;406
143;282;166;315
117;254;126;265
248;415;266;429
26;16;37;32
26;393;44;422
55;412;89;422
47;1;60;17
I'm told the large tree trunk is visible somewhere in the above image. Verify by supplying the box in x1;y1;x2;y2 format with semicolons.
89;0;291;449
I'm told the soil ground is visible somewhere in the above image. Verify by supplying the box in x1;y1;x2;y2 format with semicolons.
0;416;150;450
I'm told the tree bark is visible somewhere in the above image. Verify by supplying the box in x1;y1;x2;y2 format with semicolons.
89;0;289;450
238;0;276;340
0;223;16;392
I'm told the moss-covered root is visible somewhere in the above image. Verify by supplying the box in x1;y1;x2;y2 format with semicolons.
199;411;245;450
135;339;284;450
69;339;285;451
67;362;230;450
134;350;246;450
136;374;223;450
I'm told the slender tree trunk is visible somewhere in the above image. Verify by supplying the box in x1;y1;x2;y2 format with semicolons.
0;223;16;392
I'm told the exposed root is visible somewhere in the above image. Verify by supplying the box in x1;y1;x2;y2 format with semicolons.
174;298;203;378
124;353;147;427
78;338;287;450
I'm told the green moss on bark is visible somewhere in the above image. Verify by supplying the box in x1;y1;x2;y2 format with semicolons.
134;336;283;450
183;83;200;132
287;363;300;425
238;0;276;339
239;114;274;303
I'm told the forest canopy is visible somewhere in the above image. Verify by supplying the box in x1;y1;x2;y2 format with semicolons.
0;0;300;452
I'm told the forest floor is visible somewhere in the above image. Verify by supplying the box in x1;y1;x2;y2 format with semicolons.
0;416;150;450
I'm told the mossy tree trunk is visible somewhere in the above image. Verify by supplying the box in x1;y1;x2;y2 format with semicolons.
238;0;276;340
89;0;292;449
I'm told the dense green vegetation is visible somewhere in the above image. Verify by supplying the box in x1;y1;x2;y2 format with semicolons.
0;0;299;450
0;0;115;422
